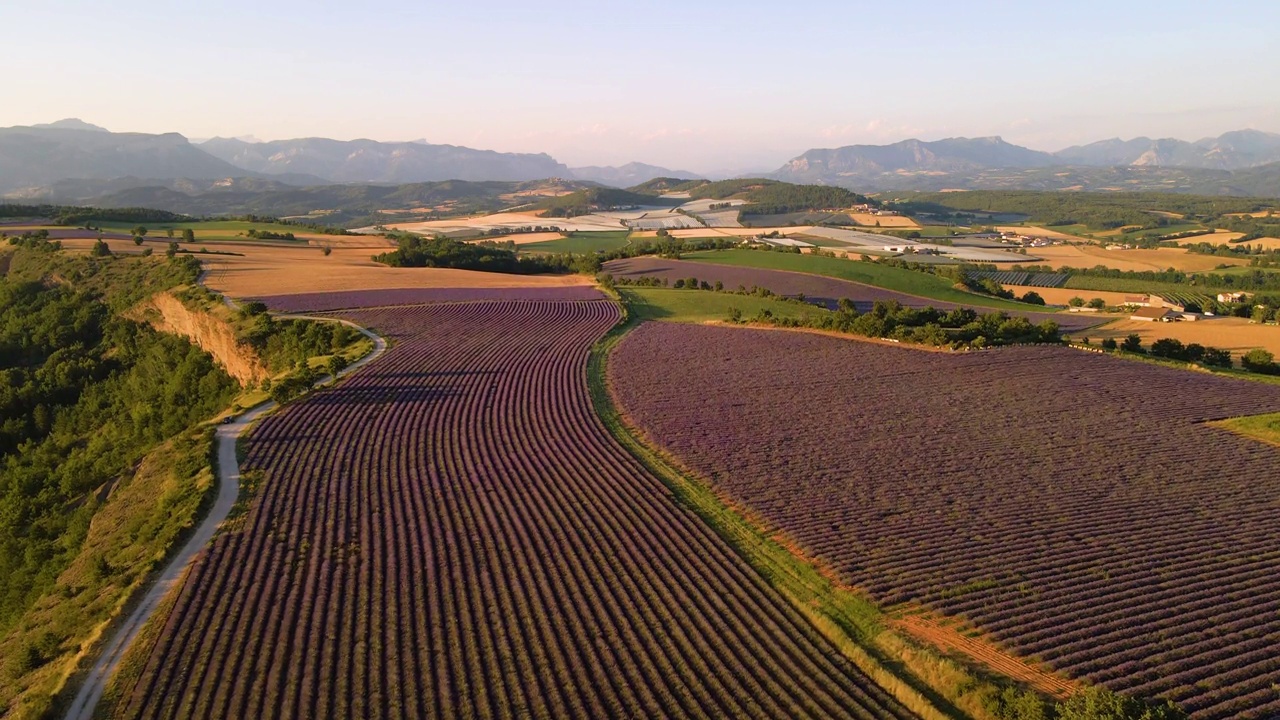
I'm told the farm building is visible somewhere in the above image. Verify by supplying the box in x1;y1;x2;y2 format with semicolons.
1131;307;1181;322
1218;292;1248;303
1121;295;1184;311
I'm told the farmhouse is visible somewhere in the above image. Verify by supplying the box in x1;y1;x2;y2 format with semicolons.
1131;307;1180;322
1218;292;1248;303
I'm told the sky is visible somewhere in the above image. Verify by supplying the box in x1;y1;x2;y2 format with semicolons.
3;0;1279;175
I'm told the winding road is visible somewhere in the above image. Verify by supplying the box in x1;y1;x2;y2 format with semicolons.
64;316;385;720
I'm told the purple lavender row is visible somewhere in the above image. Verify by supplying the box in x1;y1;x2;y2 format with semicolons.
254;285;607;313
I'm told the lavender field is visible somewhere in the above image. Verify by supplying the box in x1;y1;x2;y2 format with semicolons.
119;299;910;720
610;322;1280;719
603;257;1105;332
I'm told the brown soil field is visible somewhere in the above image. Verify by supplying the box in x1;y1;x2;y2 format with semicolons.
1031;244;1250;272
200;245;592;297
1089;317;1280;357
995;226;1091;242
476;231;567;245
300;234;395;249
1003;285;1138;308
893;614;1078;700
53;239;591;297
1230;236;1280;250
848;213;917;228
50;237;592;298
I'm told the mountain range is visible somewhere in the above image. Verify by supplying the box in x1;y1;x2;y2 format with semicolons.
771;130;1280;191
3;120;1280;204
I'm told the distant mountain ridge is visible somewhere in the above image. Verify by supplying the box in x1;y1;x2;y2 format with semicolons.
31;118;109;132
199;136;572;184
1055;129;1280;170
569;162;701;187
0;124;248;194
773;130;1280;191
5;119;1280;202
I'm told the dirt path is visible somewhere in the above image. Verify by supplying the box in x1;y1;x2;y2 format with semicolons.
63;317;385;720
893;614;1078;700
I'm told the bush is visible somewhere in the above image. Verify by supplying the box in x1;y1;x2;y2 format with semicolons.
1149;338;1187;361
1202;347;1233;368
1121;333;1143;353
1056;686;1186;720
1242;348;1278;374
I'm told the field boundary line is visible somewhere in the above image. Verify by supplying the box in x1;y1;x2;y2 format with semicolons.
62;315;387;720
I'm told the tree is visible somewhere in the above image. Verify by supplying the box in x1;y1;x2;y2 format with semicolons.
1242;348;1277;373
166;242;179;258
131;225;148;238
327;355;349;377
133;236;144;246
91;239;112;257
166;228;175;239
1088;298;1107;310
1149;338;1186;360
1202;347;1232;368
1068;296;1085;307
1020;291;1046;305
1121;333;1143;353
182;228;196;242
1056;686;1185;720
1101;338;1118;350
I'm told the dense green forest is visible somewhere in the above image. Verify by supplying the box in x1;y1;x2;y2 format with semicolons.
0;204;188;226
373;235;586;273
627;177;698;194
738;184;874;216
0;248;238;630
900;191;1279;230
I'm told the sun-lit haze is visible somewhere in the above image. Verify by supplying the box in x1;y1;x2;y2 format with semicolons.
4;0;1279;174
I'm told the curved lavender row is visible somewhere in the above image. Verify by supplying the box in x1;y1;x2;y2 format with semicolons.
603;256;1105;332
121;301;913;720
255;285;607;313
610;324;1280;720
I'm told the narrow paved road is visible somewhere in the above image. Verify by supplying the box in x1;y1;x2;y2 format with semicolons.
64;317;385;720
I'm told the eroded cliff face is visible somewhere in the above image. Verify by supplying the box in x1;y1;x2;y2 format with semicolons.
144;292;269;386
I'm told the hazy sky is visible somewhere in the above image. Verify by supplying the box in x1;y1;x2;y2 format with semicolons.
4;0;1279;174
